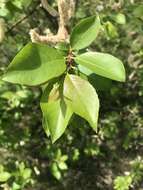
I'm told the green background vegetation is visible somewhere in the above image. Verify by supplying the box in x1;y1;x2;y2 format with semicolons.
0;0;143;189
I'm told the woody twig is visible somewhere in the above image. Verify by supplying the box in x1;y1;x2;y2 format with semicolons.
29;0;75;44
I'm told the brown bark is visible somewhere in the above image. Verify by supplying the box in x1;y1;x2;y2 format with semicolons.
29;0;75;44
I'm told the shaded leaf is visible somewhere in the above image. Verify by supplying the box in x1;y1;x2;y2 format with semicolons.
40;82;73;143
104;21;118;39
78;65;112;91
133;5;143;18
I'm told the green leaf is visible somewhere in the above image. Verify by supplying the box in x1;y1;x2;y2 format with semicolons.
70;15;101;50
114;176;132;190
2;43;66;86
55;42;70;51
50;163;61;180
88;74;112;91
115;13;126;25
40;82;73;143
104;21;118;39
133;5;143;18
61;155;68;162
0;165;4;173
22;168;31;179
0;7;9;17
63;74;99;130
19;162;25;172
78;64;93;76
42;116;50;137
0;91;15;100
58;162;68;170
12;182;21;190
75;52;126;82
0;172;11;182
78;65;112;91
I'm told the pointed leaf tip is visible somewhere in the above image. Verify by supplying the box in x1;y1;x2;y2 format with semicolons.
2;43;66;86
40;82;73;142
64;74;99;130
75;52;126;82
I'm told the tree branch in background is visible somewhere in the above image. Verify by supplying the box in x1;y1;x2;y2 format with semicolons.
41;0;58;17
29;0;75;44
0;18;5;43
6;3;40;34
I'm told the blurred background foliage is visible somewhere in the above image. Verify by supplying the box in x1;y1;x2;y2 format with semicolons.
0;0;143;189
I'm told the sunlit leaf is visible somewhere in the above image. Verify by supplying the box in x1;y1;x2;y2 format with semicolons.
22;168;31;179
115;13;126;25
0;172;11;182
64;74;99;130
50;162;61;180
42;116;50;137
2;43;66;86
70;15;101;50
75;52;126;82
58;162;68;170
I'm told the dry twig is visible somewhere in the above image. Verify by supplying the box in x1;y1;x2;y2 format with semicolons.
29;0;75;44
41;0;58;17
0;18;5;43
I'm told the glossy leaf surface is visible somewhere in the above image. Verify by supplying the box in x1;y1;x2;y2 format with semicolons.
75;52;126;82
2;43;66;86
70;16;101;50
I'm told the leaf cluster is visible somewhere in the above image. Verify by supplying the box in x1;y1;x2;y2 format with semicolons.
2;15;126;142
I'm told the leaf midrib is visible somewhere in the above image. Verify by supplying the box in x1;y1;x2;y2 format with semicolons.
71;20;97;48
75;55;120;79
67;75;92;121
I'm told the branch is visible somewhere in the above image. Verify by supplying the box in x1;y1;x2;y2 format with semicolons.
0;18;5;43
30;0;75;44
6;3;40;34
41;0;58;17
